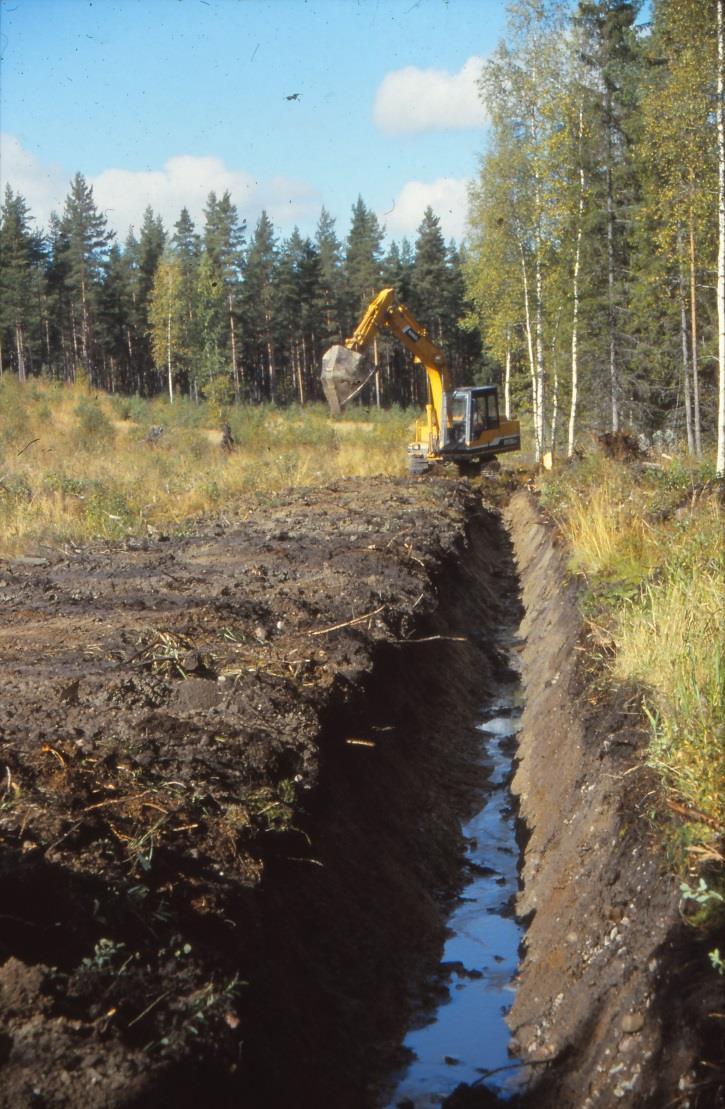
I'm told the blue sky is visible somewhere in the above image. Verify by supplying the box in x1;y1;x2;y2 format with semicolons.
1;0;511;245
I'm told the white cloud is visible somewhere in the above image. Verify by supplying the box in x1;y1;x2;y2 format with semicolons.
373;56;486;135
0;134;66;226
91;156;259;237
383;177;471;242
0;134;321;238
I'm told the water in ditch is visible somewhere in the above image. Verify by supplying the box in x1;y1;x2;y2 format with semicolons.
384;677;525;1107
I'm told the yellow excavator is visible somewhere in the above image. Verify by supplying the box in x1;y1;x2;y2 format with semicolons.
321;288;521;474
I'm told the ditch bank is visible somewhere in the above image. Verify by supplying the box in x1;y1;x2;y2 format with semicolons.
456;490;723;1109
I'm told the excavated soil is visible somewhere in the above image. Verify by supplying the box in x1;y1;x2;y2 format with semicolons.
0;476;520;1108
1;475;722;1108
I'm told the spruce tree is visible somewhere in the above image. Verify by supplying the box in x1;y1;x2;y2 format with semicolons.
315;206;344;345
344;196;384;330
98;243;136;393
410;207;451;341
241;212;278;401
56;173;114;384
382;239;414;304
132;208;167;392
171;208;201;397
203;191;245;398
576;0;644;432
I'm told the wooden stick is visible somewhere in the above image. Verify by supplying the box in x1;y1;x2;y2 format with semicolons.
308;604;385;637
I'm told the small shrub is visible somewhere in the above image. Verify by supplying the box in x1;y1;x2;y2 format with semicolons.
74;397;116;451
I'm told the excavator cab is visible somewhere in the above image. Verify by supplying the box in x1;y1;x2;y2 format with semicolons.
440;386;520;461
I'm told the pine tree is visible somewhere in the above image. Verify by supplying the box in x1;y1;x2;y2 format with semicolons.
0;187;45;381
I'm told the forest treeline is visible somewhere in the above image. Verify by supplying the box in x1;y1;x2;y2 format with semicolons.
0;180;478;411
1;0;724;468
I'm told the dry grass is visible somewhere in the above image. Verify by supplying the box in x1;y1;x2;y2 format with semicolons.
0;379;411;555
540;453;724;842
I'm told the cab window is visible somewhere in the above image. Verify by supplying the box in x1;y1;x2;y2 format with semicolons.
472;392;499;435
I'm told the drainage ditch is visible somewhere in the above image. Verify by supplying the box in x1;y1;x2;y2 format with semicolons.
384;671;525;1108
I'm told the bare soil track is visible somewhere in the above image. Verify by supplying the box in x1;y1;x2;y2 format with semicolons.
0;475;722;1108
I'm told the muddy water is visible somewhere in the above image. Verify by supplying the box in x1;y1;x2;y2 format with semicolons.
384;677;525;1107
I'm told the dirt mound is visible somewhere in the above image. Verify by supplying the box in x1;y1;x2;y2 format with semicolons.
0;476;519;1107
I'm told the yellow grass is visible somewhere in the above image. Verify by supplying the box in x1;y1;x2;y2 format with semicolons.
0;379;410;555
541;453;725;840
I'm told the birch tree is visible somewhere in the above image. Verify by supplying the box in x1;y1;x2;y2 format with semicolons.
474;0;567;460
149;256;184;403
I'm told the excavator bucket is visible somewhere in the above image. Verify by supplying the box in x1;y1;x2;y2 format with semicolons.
321;345;366;416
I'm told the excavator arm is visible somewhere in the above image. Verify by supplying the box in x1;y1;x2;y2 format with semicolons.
321;288;450;452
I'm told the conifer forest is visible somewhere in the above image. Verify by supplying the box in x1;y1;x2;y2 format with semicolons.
1;0;724;470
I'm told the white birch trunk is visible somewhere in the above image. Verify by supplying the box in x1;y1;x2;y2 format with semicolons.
549;310;561;454
718;0;725;477
520;244;540;460
534;249;545;454
568;106;585;459
504;332;511;421
689;221;702;455
166;308;174;404
677;231;695;455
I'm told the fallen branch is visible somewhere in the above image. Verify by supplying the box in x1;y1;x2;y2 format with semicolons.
127;989;172;1029
392;634;467;644
666;798;724;833
82;790;152;813
17;438;40;456
308;604;385;637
